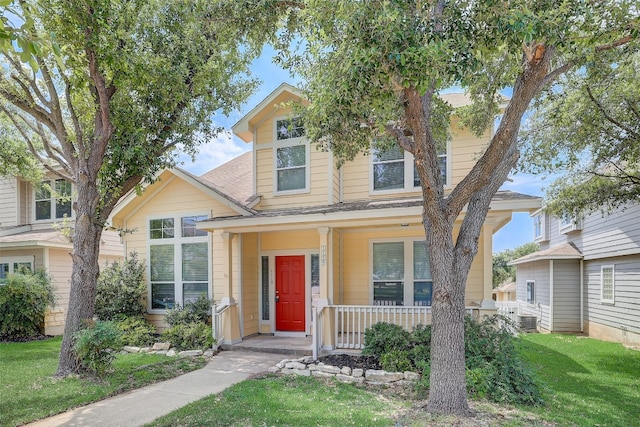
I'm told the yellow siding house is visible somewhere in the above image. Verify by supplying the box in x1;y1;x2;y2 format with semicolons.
112;83;541;353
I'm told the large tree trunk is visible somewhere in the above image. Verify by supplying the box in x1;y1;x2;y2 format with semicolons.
56;175;104;376
425;220;472;415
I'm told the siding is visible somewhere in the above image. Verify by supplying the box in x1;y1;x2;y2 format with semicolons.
552;259;581;332
584;255;640;336
0;176;18;228
516;260;550;330
543;204;640;260
340;226;485;306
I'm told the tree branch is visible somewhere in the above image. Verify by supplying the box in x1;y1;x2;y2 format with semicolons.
586;86;640;139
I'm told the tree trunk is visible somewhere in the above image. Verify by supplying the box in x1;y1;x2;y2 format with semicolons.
56;175;104;376
424;219;474;415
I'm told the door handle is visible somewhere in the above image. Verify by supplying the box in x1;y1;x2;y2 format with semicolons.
275;295;280;302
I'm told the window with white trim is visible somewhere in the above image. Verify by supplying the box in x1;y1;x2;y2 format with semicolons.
35;179;72;221
526;280;535;304
148;215;209;310
533;212;547;241
371;145;447;193
601;265;615;304
274;117;308;193
0;256;34;284
371;239;433;306
559;211;582;234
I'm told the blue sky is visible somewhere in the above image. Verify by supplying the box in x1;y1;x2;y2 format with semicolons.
177;46;550;254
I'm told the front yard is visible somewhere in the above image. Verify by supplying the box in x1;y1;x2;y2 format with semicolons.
0;337;206;427
3;333;639;426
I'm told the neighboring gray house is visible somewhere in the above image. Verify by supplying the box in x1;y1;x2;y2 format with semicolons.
508;204;640;347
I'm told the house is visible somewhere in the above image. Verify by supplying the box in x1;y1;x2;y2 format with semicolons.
493;281;516;302
509;205;640;347
0;172;122;335
111;83;541;353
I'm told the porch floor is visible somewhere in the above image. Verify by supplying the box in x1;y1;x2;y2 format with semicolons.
224;335;313;357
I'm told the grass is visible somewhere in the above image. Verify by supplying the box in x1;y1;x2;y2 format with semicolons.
0;336;207;427
148;374;407;427
149;334;640;427
517;334;640;426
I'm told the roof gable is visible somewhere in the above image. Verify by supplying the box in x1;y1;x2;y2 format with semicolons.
233;83;304;143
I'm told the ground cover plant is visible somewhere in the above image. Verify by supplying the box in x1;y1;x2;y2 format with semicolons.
0;337;206;427
517;334;640;426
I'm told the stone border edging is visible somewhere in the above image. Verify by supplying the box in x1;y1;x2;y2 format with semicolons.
268;356;420;386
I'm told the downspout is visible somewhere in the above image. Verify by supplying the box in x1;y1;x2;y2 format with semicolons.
580;259;584;333
549;259;554;332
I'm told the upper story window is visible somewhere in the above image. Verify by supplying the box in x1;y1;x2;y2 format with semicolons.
532;211;548;242
274;117;309;194
371;145;448;193
35;179;72;221
559;211;582;234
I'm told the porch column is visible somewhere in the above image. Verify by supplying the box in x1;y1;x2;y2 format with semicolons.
480;225;496;311
317;227;333;305
220;231;241;344
317;227;334;350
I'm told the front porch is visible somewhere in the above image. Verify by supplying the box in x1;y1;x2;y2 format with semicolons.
216;303;484;359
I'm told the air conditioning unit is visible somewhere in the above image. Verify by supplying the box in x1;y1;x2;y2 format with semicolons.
518;315;537;331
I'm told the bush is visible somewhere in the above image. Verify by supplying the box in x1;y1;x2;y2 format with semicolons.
95;253;146;321
362;322;410;357
162;321;213;351
380;350;413;372
0;270;55;341
116;316;156;347
409;315;544;406
164;295;212;327
73;320;122;376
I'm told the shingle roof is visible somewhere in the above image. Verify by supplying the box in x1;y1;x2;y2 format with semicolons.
198;152;253;204
0;228;71;247
509;242;583;265
205;190;540;223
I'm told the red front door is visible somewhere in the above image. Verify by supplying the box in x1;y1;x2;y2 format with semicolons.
275;255;305;332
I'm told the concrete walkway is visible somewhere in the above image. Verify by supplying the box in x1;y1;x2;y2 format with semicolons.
26;351;288;427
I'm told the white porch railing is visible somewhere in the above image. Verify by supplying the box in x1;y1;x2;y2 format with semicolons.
211;302;231;349
321;305;479;350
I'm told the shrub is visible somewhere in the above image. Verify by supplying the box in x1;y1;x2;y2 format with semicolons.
73;320;122;376
116;316;156;347
0;270;55;341
362;322;410;357
95;253;146;321
162;321;213;351
410;314;544;406
164;295;212;327
380;350;413;372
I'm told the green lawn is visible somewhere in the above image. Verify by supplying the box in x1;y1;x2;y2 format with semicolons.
148;374;406;427
517;334;640;426
0;337;206;427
